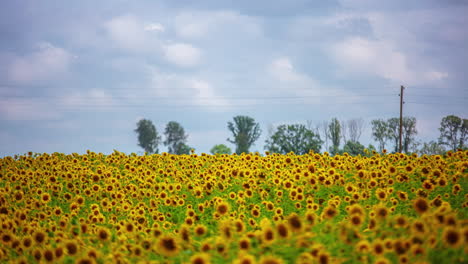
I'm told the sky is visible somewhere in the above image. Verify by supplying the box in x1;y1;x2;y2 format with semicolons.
1;0;467;156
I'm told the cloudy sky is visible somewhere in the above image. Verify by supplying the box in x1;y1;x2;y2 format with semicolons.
1;0;467;156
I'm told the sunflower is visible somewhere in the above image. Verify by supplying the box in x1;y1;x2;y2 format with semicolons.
442;227;462;248
412;197;430;215
54;246;64;260
219;221;233;240
410;244;426;257
96;227;110;242
75;257;96;264
261;226;276;246
0;232;12;245
64;240;79;256
233;254;256;264
233;219;245;233
155;235;180;257
397;191;408;201
355;240;371;253
393;215;408;229
349;214;364;229
21;236;33;249
374;204;389;220
317;252;331;264
375;188;387;201
276;222;290;239
374;257;391;264
189;253;211;264
32;248;42;262
43;248;55;263
321;206;337;220
287;213;303;233
259;255;285;264
33;230;47;245
371;240;385;256
393;239;409;255
238;236;251;251
216;201;230;216
421;180;434;191
348;204;365;216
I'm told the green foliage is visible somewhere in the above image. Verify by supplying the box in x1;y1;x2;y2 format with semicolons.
342;140;366;156
328;118;341;155
210;144;232;155
134;119;161;154
227;115;261;154
438;115;468;151
163;121;189;154
402;116;417;154
383;117;417;153
386;117;400;153
371;119;389;152
265;124;323;154
416;140;446;155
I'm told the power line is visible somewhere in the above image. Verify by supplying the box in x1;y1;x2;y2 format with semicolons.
0;94;398;100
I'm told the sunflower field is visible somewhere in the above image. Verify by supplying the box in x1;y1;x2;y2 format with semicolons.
0;150;467;264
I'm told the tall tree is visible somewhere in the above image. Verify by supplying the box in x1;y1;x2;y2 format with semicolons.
371;119;389;152
320;121;330;153
348;118;365;143
328;118;341;155
438;115;468;151
210;144;232;155
341;120;348;144
402;117;417;154
134;119;161;154
163;121;189;154
227;115;261;154
387;118;400;153
265;124;323;154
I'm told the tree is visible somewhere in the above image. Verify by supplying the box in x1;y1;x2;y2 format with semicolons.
210;144;232;155
371;119;389;152
438;115;468;151
227;115;261;154
319;121;330;153
402;117;417;154
134;119;161;154
341;120;348;144
163;121;189;154
418;141;446;155
177;143;192;155
348;118;365;143
342;141;366;156
328;118;341;155
265;124;323;154
387;118;400;153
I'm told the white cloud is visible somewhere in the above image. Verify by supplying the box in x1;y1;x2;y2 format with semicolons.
104;14;164;52
268;57;304;82
331;36;448;84
331;37;411;81
8;42;74;83
425;71;449;81
267;57;322;96
163;43;201;67
188;79;229;108
324;9;450;85
144;23;165;32
149;67;228;109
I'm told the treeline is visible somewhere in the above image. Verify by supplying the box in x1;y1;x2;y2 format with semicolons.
134;115;467;156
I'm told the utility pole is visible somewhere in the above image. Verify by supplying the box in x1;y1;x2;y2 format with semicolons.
399;85;404;153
